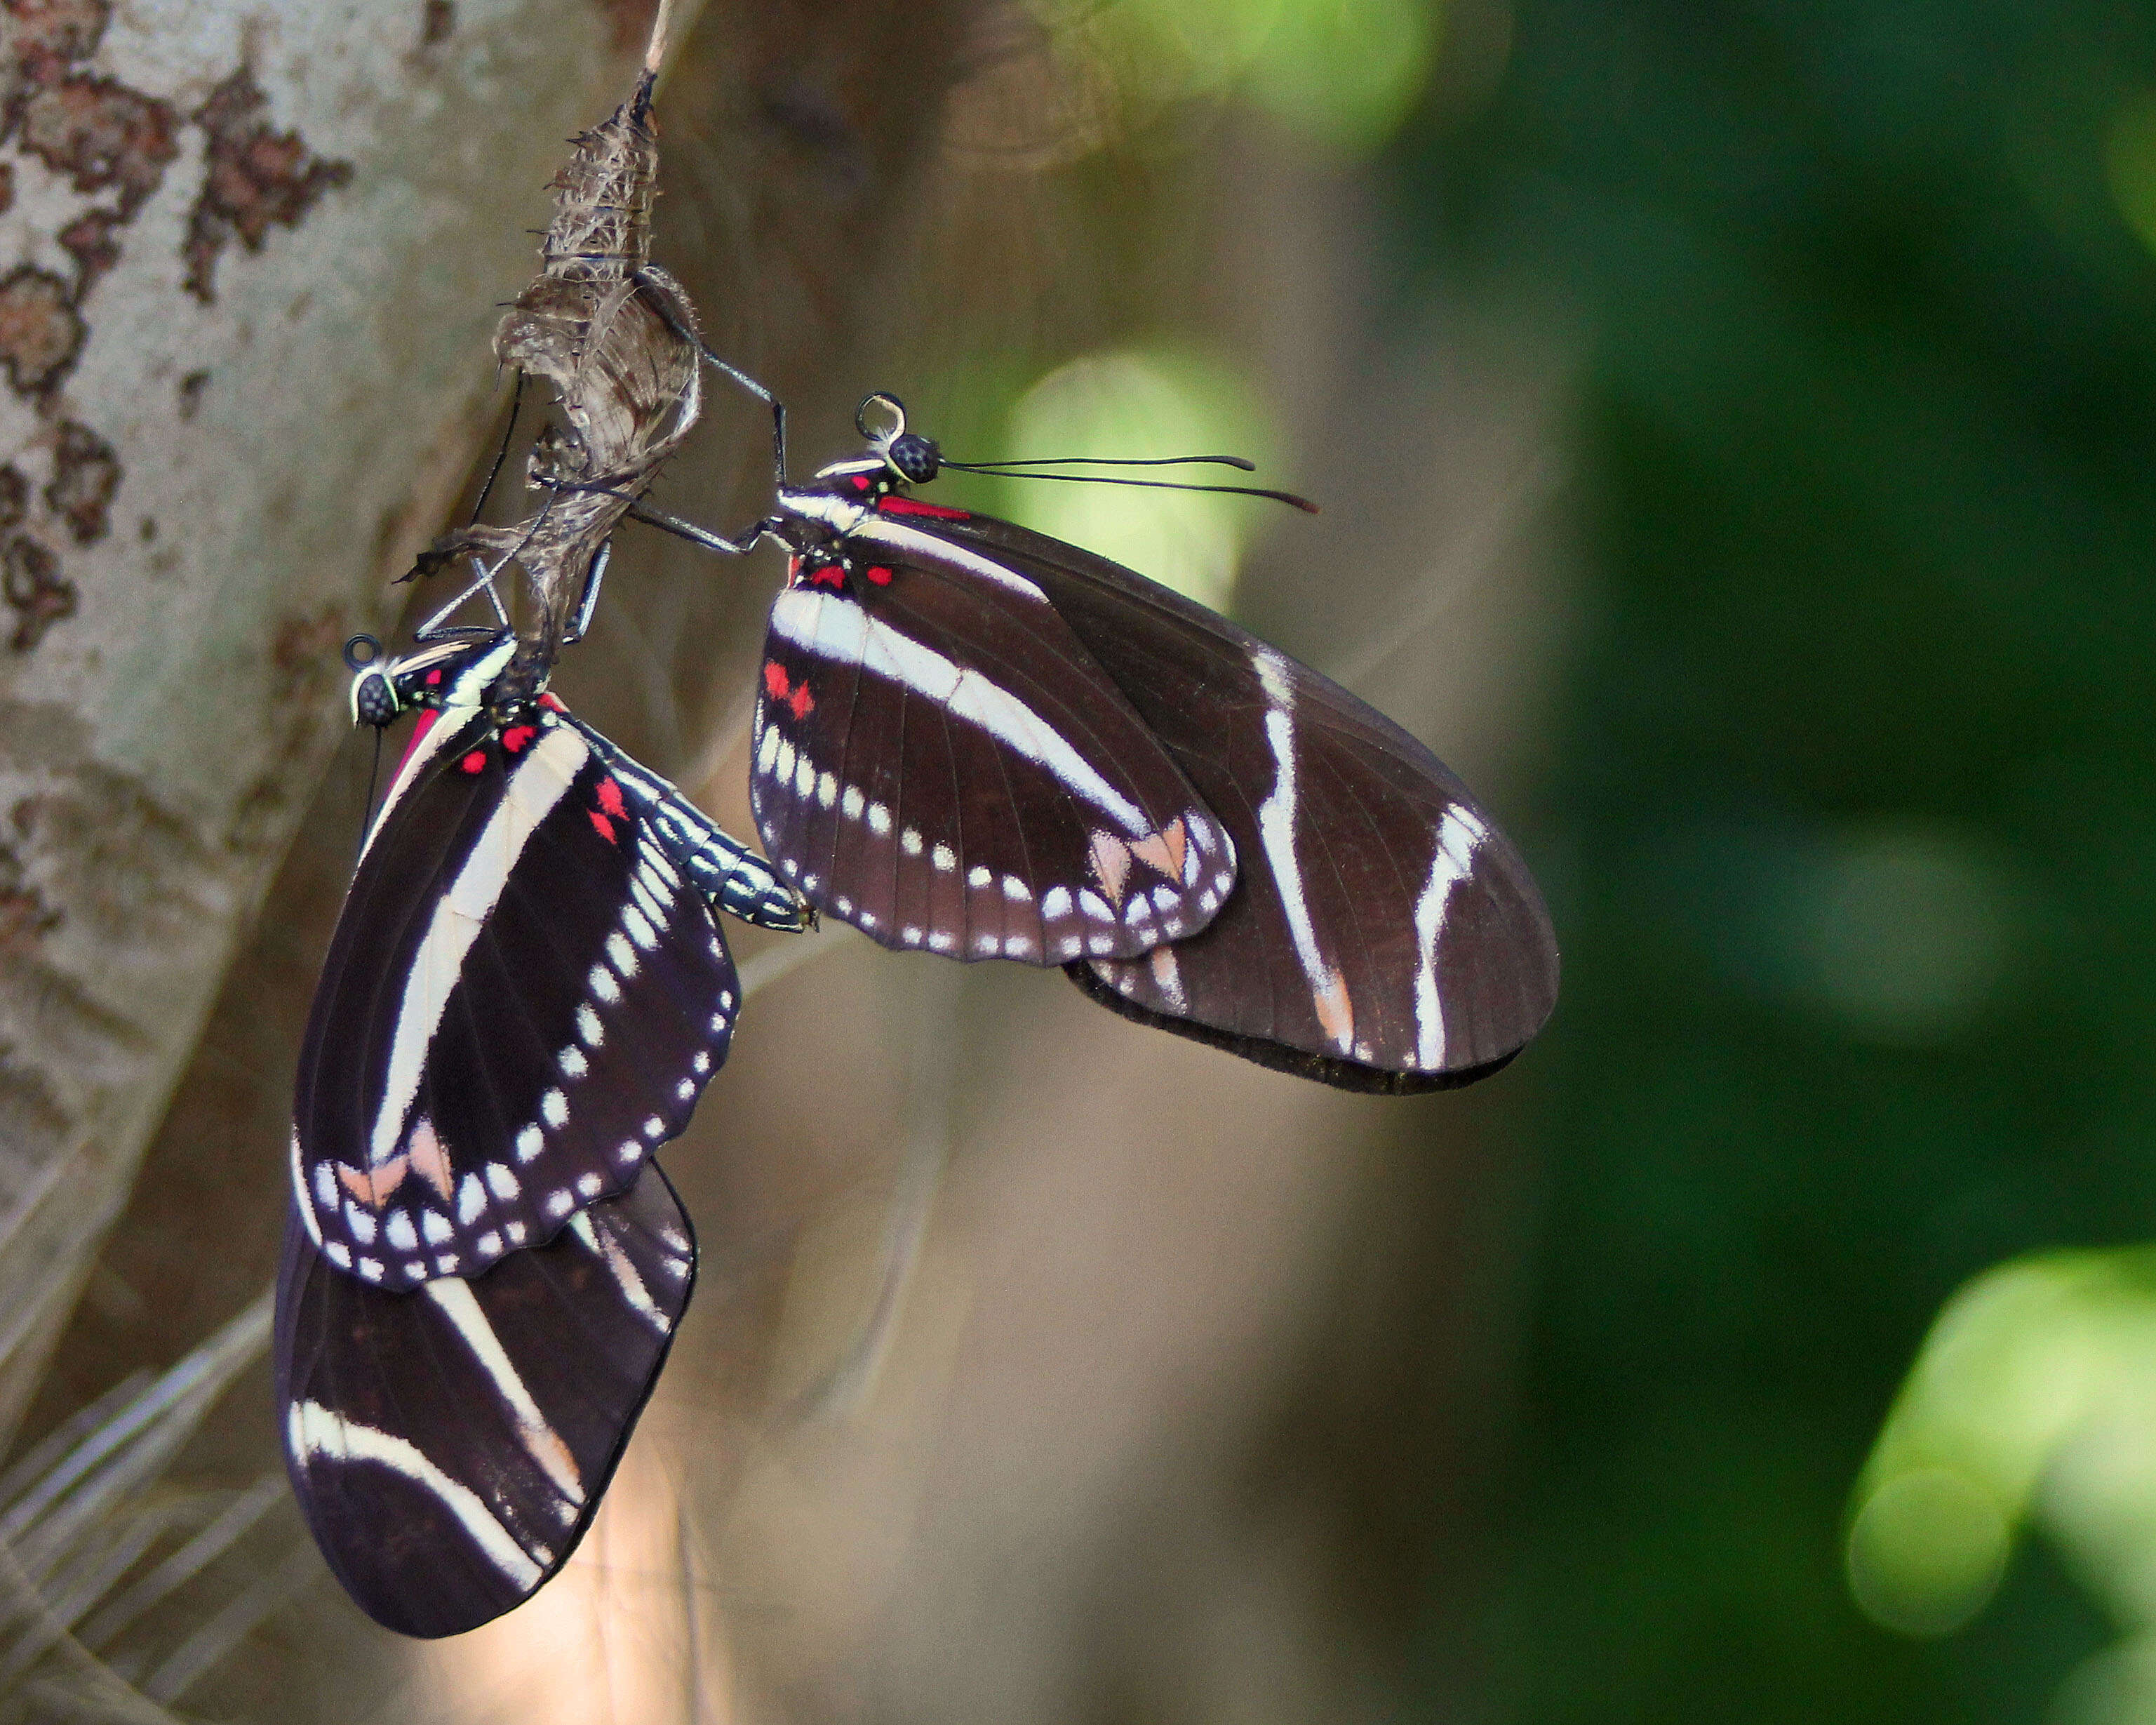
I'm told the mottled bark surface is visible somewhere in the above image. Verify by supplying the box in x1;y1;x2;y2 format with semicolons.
0;0;671;1447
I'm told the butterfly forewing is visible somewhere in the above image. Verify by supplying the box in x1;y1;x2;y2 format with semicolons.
293;702;743;1284
749;528;1236;964
884;506;1559;1088
276;1161;695;1639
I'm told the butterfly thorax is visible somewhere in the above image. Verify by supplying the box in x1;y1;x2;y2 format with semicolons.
779;528;899;598
348;631;520;731
774;430;977;598
777;462;890;535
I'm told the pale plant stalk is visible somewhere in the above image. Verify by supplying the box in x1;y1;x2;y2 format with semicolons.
0;1296;273;1719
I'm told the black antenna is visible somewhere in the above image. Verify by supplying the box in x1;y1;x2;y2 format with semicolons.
469;371;527;524
940;460;1318;513
398;371;530;590
883;384;1317;508
356;727;384;874
946;454;1260;472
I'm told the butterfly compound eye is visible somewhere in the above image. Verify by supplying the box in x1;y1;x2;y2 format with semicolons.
351;670;399;729
888;432;940;484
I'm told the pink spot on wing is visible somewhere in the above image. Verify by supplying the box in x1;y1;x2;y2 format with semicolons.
596;777;627;819
539;692;568;712
763;661;789;700
393;707;441;776
425;667;443;686
879;496;970;521
788;681;815;720
460;750;487;774
589;811;617;844
808;564;846;588
850;474;871;492
502;724;536;754
866;565;893;586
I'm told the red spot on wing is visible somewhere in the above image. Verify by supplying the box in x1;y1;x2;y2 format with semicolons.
879;496;971;521
589;811;617;843
788;681;815;719
539;691;568;712
808;563;846;588
502;724;537;754
865;564;893;585
850;473;871;492
425;667;443;686
460;750;487;774
392;707;441;777
596;777;627;819
763;660;790;699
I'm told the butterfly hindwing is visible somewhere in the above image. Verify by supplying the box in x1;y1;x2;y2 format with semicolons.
293;702;742;1284
275;1161;695;1639
861;502;1560;1089
749;526;1236;964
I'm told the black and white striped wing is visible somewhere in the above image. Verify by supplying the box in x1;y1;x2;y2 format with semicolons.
276;1162;694;1639
293;701;744;1284
556;700;809;933
885;507;1559;1090
749;512;1237;964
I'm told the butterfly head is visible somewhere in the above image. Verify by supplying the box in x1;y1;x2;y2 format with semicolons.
855;392;942;485
791;394;947;533
344;631;520;731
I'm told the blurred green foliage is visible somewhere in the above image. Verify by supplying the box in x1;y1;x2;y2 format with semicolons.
1388;0;2156;1719
1064;0;1444;151
995;347;1276;611
1851;1248;2156;1655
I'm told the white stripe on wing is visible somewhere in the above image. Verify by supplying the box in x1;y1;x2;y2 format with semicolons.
367;725;591;1173
1253;648;1355;1054
769;588;1151;836
422;1277;585;1511
359;634;518;862
1411;806;1487;1070
287;1399;544;1586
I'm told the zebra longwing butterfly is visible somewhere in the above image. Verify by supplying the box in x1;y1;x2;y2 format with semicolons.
732;397;1558;1091
282;625;799;1636
290;630;805;1286
276;1159;695;1639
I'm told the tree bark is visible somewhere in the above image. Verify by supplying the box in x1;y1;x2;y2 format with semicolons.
0;0;667;1446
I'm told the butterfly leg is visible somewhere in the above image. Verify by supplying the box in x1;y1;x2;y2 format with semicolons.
629;267;789;484
413;552;514;641
530;473;777;560
469;368;526;522
562;540;610;646
413;486;568;640
624;500;782;559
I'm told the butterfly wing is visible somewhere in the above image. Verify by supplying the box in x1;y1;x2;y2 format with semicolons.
275;1161;695;1639
555;700;809;933
293;703;742;1284
749;528;1237;964
857;501;1559;1090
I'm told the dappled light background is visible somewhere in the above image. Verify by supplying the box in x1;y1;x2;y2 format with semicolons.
15;0;2156;1719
